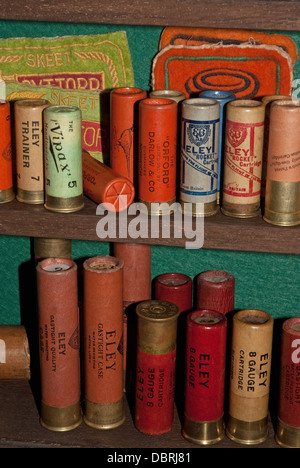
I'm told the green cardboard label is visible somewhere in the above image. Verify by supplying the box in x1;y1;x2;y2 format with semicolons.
1;32;134;162
44;107;83;198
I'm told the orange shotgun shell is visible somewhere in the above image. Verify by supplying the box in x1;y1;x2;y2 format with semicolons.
83;256;125;429
82;150;135;211
138;98;177;215
110;87;147;183
36;258;82;432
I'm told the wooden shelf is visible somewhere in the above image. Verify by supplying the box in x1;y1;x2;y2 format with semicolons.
0;196;299;254
0;0;299;452
0;380;279;449
1;0;300;31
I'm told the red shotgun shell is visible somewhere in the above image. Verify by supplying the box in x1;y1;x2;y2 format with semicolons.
138;98;177;215
154;272;192;313
196;270;235;315
36;258;82;431
110;87;147;183
135;300;180;435
82;150;135;211
0;102;14;203
83;255;125;429
276;317;300;448
182;309;227;445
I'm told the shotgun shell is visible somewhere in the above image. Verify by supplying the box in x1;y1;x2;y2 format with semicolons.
36;258;81;431
113;243;151;306
113;242;151;391
226;309;273;445
110;87;147;183
149;89;186;104
138;98;177;215
14;99;50;204
83;256;125;429
43;105;84;213
196;270;235;315
154;272;192;313
34;238;72;260
263;100;300;226
221;100;265;218
0;325;30;380
0;102;14;203
260;95;292;204
82;150;135;211
180;98;220;217
154;272;193;414
276;317;300;448
135;300;180;435
199;90;236;203
182;309;227;445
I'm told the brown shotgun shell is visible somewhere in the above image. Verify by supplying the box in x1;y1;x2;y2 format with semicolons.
0;325;30;380
196;270;235;315
264;100;300;226
82;150;135;212
14;98;50;204
226;309;273;445
113;242;151;391
110;87;147;183
34;238;72;260
222;100;265;218
36;258;82;432
83;256;125;429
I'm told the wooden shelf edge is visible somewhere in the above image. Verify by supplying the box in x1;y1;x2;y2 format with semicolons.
0;0;300;31
0;197;298;254
0;380;279;449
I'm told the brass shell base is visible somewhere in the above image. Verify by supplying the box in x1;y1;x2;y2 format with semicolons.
44;194;84;213
180;200;218;217
182;414;225;445
16;188;44;204
0;188;14;204
275;418;300;448
226;415;268;445
221;201;261;219
40;401;82;432
263;208;300;227
264;179;300;226
84;398;125;430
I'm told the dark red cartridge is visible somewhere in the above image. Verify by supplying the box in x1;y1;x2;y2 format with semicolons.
154;272;192;313
182;309;227;445
196;270;235;315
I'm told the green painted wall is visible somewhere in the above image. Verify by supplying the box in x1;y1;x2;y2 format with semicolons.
0;21;299;326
